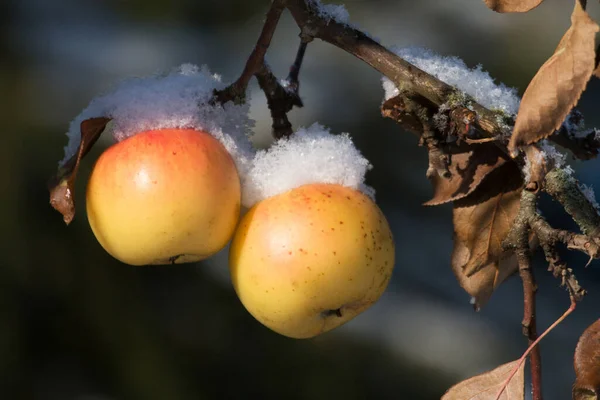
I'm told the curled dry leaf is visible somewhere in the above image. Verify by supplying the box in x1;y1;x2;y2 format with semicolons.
442;360;525;400
381;95;428;134
483;0;544;13
508;0;599;154
452;161;523;280
573;319;600;400
452;245;518;310
424;143;509;206
49;117;111;225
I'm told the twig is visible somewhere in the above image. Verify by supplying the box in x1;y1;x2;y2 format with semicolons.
255;62;303;138
286;40;308;86
544;169;600;236
518;253;542;400
213;0;285;104
495;299;577;400
503;190;543;399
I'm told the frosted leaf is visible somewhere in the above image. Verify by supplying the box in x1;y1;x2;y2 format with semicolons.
243;123;374;208
60;64;256;181
382;47;520;116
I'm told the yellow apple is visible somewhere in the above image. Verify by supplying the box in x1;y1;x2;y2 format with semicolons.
86;128;241;266
229;183;395;339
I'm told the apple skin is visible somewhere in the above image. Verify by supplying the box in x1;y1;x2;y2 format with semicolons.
86;128;241;266
229;183;395;339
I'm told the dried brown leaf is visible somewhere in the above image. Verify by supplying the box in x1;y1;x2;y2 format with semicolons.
49;117;111;225
508;1;599;153
574;319;600;400
483;0;544;13
424;143;508;206
381;95;425;134
453;162;523;279
442;360;525;400
452;246;518;310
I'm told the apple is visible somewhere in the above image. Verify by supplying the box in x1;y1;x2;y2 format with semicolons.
229;183;395;339
86;128;241;266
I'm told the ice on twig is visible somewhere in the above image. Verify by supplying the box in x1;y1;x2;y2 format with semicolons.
382;46;520;116
243;123;374;208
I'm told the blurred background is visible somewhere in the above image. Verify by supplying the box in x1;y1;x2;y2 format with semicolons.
2;0;600;398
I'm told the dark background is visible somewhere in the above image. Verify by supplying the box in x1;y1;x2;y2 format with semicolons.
2;0;600;399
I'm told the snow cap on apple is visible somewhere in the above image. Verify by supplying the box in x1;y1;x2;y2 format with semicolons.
62;64;255;266
61;63;256;177
231;124;395;339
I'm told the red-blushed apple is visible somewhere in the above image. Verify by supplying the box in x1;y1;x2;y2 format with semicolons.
229;183;395;339
86;128;241;265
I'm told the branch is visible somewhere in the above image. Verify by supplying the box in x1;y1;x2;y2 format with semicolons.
285;0;508;140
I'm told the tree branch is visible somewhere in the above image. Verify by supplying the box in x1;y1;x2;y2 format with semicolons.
285;0;508;141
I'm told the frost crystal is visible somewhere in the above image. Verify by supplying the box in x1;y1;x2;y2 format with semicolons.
562;110;586;136
433;103;450;132
579;183;600;210
60;64;256;181
538;141;567;168
563;165;575;176
243;123;374;208
382;47;520;116
522;141;570;183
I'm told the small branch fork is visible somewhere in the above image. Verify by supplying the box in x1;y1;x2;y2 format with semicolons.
213;0;305;138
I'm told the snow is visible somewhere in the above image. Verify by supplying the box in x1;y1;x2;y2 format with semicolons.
60;64;256;180
314;0;350;24
382;46;520;116
60;65;376;210
242;123;374;208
